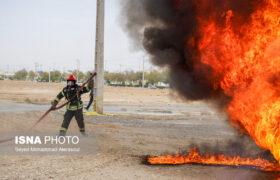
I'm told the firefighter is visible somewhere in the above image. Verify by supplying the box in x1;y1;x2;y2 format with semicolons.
51;74;94;136
85;82;94;111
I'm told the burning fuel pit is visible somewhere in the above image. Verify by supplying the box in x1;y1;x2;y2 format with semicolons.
142;133;280;175
146;147;280;172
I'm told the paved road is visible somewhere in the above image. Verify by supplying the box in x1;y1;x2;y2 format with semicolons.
0;99;223;116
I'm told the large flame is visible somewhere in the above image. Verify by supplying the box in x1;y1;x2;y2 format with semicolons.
148;147;280;172
149;0;280;167
192;0;280;161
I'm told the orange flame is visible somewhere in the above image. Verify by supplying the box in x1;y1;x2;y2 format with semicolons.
148;147;280;172
149;0;280;168
187;0;280;161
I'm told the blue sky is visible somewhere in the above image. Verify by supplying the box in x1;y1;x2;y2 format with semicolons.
0;0;152;73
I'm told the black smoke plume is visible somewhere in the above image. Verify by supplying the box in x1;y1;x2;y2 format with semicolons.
121;0;262;100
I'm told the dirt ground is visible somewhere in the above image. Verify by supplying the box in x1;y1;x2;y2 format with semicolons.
0;81;278;179
0;80;183;106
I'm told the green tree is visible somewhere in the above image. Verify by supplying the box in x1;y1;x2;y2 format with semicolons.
146;70;169;85
28;71;36;81
39;72;49;82
50;70;62;82
115;73;125;83
135;72;143;81
162;71;169;83
104;71;110;84
14;69;28;80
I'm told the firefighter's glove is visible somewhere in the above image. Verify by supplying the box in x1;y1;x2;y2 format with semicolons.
51;100;58;110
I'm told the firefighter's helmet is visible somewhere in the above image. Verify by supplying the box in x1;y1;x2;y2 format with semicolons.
67;75;76;82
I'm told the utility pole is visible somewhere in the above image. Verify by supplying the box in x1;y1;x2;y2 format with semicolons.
142;56;145;88
94;0;105;114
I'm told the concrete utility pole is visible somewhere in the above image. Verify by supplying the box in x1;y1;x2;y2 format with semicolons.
94;0;105;114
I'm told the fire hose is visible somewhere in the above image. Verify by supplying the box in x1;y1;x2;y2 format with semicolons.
0;73;96;144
